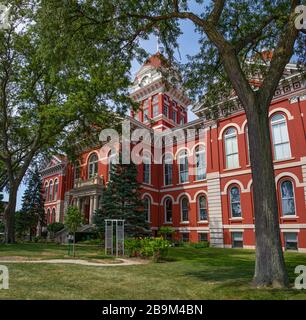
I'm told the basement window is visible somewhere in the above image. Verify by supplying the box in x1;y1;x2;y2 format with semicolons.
231;232;243;248
284;233;298;251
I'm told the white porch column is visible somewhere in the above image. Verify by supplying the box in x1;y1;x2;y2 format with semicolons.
94;195;98;211
89;196;94;224
76;197;81;211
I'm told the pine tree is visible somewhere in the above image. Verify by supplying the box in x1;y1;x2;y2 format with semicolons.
94;157;150;238
19;167;45;238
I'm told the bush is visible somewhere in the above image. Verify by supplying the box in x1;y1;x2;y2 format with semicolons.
158;226;175;239
190;241;210;249
47;222;65;234
125;237;170;262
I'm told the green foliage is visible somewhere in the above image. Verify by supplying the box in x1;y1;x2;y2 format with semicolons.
47;222;65;234
158;226;175;238
65;206;83;234
94;155;150;238
15;211;38;239
125;237;170;262
189;241;210;249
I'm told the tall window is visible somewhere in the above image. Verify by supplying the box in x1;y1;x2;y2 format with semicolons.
230;186;242;218
152;95;159;117
165;198;172;223
224;128;239;169
245;126;250;163
49;181;53;202
164;154;173;186
143;108;149;122
181;197;189;222
74;161;81;180
178;151;189;183
47;208;50;224
198;195;208;221
144;197;151;222
44;182;49;200
143;154;151;184
180;116;185;125
163;105;169;117
54;179;58;201
88;153;98;178
172;110;177;123
271;113;291;160
280;180;295;216
52;208;56;223
195;146;206;180
108;152;117;181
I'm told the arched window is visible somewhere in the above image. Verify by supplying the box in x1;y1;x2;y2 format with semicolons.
181;197;189;222
47;208;50;224
53;179;58;201
49;181;53;202
164;198;173;223
178;150;189;183
271;113;291;160
51;208;56;223
143;197;151;222
44;182;49;201
88;153;98;178
229;186;242;218
224;128;239;169
245;126;250;163
164;154;173;186
108;151;117;181
195;146;206;180
198;195;208;221
143;154;151;184
74;161;81;180
280;180;295;216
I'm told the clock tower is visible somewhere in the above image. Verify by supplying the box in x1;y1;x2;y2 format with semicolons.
130;53;191;131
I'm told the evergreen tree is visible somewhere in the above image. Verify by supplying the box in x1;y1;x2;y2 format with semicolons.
94;157;150;238
19;167;45;239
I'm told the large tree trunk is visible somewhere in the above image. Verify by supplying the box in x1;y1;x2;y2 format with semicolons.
3;185;18;244
246;104;288;288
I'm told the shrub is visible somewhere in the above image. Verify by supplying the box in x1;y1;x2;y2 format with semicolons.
158;226;175;239
190;241;210;249
125;237;170;262
47;222;65;234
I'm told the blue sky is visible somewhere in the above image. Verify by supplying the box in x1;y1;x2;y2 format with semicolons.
4;3;203;209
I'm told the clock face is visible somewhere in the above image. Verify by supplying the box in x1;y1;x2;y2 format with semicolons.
140;75;150;87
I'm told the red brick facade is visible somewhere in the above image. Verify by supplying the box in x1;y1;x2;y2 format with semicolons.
41;55;306;252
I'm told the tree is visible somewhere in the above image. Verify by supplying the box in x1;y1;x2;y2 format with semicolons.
65;206;83;257
15;210;37;240
20;167;45;238
0;1;131;243
94;157;150;238
41;0;305;288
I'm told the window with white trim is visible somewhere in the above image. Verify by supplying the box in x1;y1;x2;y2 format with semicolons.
49;181;53;202
284;232;298;250
178;151;189;183
144;196;151;222
54;179;58;201
271;113;291;160
74;161;81;180
195;146;206;180
198;233;208;242
143;155;151;184
172;110;177;123
88;153;98;178
181;197;189;222
165;198;173;223
47;208;50;224
232;232;243;248
198;195;208;221
224;127;239;169
280;180;295;216
143;108;149;122
164;154;173;186
44;182;49;201
52;208;56;223
230;186;242;218
163;105;169;118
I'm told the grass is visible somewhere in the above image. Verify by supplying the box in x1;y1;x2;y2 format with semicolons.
0;243;305;299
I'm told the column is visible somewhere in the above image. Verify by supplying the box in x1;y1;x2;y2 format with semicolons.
89;196;94;224
93;195;98;211
76;197;81;211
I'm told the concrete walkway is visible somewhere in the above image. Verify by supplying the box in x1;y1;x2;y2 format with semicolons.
0;258;147;267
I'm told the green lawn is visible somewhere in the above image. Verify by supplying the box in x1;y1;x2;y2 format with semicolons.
0;243;305;299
